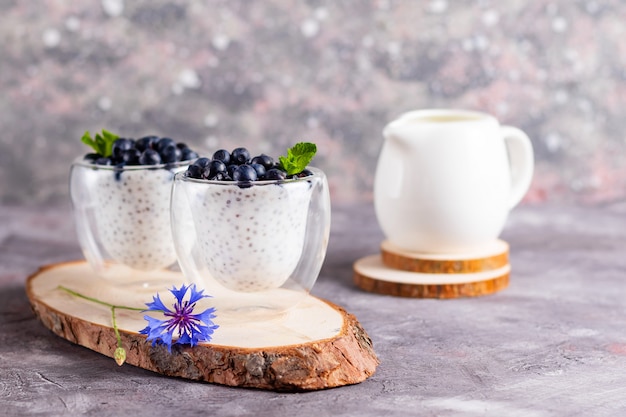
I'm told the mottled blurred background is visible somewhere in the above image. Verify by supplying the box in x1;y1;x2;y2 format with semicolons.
1;0;625;205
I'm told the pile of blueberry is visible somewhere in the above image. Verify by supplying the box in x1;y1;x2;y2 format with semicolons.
185;147;311;182
85;137;199;166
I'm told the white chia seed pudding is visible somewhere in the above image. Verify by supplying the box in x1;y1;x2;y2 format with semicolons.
71;161;187;272
189;179;313;292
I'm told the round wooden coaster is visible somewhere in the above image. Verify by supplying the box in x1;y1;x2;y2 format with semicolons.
380;239;509;273
26;261;378;391
354;255;510;298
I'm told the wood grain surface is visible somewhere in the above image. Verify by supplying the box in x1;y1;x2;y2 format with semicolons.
26;262;378;392
353;254;510;298
380;239;509;273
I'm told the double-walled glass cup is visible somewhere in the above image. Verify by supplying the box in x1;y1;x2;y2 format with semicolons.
171;168;331;317
70;158;191;289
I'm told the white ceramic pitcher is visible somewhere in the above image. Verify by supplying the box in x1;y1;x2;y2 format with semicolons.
374;109;534;254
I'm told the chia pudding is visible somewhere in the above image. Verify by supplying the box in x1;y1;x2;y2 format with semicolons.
71;160;189;272
187;178;314;292
171;144;329;299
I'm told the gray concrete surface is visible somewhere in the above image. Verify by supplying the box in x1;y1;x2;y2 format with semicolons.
2;202;626;416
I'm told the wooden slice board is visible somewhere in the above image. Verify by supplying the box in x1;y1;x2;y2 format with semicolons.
26;261;379;391
380;239;509;273
354;255;510;298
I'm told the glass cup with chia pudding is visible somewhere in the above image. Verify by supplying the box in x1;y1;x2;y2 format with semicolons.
170;149;331;316
70;133;199;290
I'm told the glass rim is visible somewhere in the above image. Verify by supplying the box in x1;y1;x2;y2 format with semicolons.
174;166;325;186
71;156;194;171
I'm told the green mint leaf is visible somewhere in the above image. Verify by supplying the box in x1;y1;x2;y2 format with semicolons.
95;133;106;155
99;129;119;157
278;142;317;175
80;129;119;157
278;155;296;173
101;129;117;141
81;131;98;153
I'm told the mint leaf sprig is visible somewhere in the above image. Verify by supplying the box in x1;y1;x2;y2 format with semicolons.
81;129;119;157
278;142;317;176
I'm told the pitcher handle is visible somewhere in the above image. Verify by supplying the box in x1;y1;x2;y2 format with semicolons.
501;125;534;209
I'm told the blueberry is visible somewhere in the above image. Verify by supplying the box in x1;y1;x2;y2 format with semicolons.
208;171;230;181
84;153;100;162
119;148;140;165
114;162;125;181
186;164;203;179
227;164;238;178
231;147;250;165
194;157;211;168
139;149;162;165
233;164;258;182
250;163;266;179
176;142;188;150
289;168;314;179
160;145;182;163
265;168;287;181
187;158;210;178
251;154;274;170
204;160;227;179
95;157;112;165
213;149;231;165
111;138;135;161
136;136;158;151
155;137;176;153
217;172;231;181
181;147;199;161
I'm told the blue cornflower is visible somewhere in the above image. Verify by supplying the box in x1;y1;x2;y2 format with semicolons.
139;284;218;352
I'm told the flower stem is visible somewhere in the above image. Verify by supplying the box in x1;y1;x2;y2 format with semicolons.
111;306;127;366
57;285;144;366
58;285;144;311
111;306;121;345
